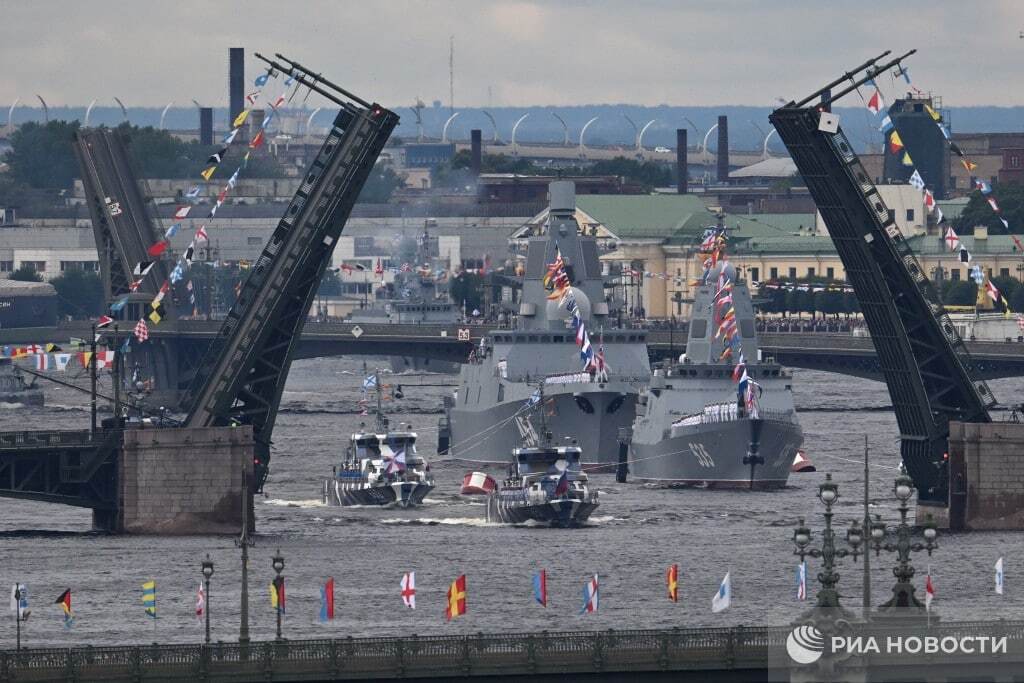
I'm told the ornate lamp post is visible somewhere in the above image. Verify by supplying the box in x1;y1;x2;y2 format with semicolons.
201;555;214;644
792;473;864;611
871;465;939;615
272;550;285;641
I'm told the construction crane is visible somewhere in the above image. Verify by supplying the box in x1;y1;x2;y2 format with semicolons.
769;51;993;504
178;54;399;492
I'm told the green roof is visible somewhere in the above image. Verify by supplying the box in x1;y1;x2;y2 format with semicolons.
576;194;715;239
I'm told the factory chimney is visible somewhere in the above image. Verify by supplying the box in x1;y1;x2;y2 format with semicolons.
229;48;244;132
199;107;213;146
717;115;729;184
470;129;482;177
676;128;688;194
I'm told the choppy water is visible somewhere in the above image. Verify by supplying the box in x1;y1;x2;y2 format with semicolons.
1;358;1021;649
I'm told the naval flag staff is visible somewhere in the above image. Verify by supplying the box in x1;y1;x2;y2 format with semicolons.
996;557;1004;595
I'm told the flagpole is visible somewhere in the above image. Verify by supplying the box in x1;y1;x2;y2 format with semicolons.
90;324;97;436
863;435;871;620
112;325;121;425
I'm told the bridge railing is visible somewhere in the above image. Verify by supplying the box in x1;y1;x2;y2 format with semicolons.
0;430;97;451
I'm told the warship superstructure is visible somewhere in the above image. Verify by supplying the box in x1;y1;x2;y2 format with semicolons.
442;181;651;468
630;245;803;489
348;222;459;374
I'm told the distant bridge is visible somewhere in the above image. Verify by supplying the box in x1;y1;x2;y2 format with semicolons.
4;323;1024;388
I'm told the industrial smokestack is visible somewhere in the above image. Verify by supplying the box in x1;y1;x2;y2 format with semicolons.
717;115;729;184
676;128;688;194
470;129;482;177
199;107;213;146
229;47;244;130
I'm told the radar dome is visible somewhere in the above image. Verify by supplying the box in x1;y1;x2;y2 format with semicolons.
546;286;591;322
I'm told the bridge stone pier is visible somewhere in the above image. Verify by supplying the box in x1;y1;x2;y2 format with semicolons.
119;425;253;534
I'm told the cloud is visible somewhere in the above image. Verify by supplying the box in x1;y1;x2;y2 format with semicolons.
0;1;1020;108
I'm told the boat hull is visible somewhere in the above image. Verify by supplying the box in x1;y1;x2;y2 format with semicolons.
630;417;803;489
322;479;434;508
448;385;637;470
486;494;598;527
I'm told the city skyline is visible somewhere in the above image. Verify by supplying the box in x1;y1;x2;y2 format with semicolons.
1;1;1022;109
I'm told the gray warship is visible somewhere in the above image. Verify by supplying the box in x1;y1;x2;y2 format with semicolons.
348;223;459;374
630;252;803;489
441;181;651;468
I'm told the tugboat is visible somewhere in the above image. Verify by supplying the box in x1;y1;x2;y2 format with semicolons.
485;385;599;527
322;372;434;507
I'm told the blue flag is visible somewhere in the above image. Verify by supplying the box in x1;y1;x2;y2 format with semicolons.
254;73;269;87
110;295;130;313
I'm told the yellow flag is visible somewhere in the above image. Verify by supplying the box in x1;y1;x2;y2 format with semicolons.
233;109;250;128
200;166;216;181
902;151;913;167
961;159;978;172
925;104;940;121
148;310;162;325
269;582;278;608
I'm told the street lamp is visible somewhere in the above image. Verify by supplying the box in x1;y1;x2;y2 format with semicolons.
792;473;864;610
272;550;285;641
871;465;939;615
201;554;214;645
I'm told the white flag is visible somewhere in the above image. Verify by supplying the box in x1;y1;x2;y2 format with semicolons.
996;557;1004;595
401;572;416;609
711;572;731;613
54;353;72;372
195;582;205;618
908;169;925;191
10;584;27;618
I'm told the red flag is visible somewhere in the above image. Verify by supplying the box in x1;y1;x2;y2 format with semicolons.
249;130;265;149
196;225;209;243
148;240;169;257
375;258;384;276
173;205;191;220
925;574;935;612
95;315;114;329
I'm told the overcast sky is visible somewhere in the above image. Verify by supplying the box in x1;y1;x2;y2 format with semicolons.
2;1;1022;109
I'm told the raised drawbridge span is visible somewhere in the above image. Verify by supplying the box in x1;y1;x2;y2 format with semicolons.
769;51;993;503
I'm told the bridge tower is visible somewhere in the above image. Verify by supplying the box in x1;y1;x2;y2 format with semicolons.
179;54;399;491
769;52;992;503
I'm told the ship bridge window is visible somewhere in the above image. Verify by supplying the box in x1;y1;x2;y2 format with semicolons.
541;335;551;343
554;336;564;343
528;335;538;343
691;320;708;338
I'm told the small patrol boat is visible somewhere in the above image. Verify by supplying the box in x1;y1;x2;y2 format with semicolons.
485;385;599;527
322;373;434;508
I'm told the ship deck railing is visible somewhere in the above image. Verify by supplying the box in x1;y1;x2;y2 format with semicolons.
671;405;797;429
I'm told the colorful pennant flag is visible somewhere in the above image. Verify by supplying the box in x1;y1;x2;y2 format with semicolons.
580;574;599;614
996;557;1004;595
142;580;156;618
533;570;547;607
173;206;191;220
925;572;935;612
445;575;467;621
195;582;205;618
320;578;334;622
667;564;679;603
889;130;904;154
270;577;285;612
54;589;73;628
797;562;807;601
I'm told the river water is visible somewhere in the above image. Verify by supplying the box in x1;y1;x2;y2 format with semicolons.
1;358;1021;649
